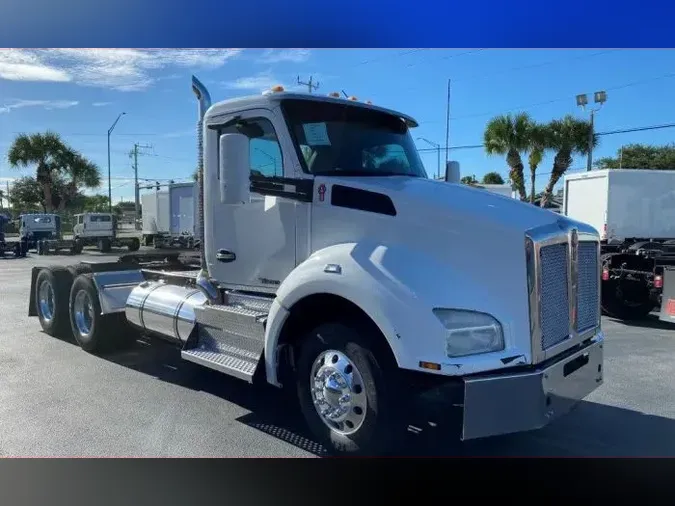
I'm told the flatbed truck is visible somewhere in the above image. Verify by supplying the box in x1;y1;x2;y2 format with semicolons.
26;77;605;455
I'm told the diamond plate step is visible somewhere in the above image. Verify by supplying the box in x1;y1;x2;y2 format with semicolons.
181;346;258;382
183;304;268;382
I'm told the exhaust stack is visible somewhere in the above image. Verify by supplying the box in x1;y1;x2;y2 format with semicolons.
191;75;219;303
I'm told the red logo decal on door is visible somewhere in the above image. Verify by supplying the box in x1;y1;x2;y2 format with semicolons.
318;184;326;202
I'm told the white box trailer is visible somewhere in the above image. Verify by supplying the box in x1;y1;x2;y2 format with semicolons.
563;169;675;242
480;184;516;199
168;182;197;236
141;190;170;245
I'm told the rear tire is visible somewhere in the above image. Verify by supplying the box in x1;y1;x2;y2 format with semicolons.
97;238;112;253
601;280;655;320
68;274;136;354
295;322;401;455
127;237;140;252
35;267;72;337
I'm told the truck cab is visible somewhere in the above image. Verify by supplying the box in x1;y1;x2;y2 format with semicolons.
20;213;60;248
27;78;605;455
73;213;115;239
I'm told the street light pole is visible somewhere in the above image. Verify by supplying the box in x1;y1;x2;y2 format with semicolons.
576;91;606;172
107;112;126;213
418;137;441;179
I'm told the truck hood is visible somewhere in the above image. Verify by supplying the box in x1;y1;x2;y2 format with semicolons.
326;175;568;234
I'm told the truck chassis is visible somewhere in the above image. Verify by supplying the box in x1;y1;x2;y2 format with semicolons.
601;239;675;320
37;236;141;255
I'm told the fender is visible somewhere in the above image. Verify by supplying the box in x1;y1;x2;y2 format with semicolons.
264;240;532;386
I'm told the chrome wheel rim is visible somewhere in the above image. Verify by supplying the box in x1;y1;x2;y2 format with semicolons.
73;290;94;337
310;350;368;436
38;280;55;322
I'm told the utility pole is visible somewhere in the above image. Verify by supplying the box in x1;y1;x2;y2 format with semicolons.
129;143;153;230
297;75;320;93
107;112;126;213
445;78;451;166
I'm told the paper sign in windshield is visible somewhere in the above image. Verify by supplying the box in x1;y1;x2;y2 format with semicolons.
303;122;331;146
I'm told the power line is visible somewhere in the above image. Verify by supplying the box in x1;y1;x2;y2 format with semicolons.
430;68;675;124
415;121;675;154
451;49;620;84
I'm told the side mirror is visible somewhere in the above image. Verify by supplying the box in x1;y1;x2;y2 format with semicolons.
445;161;460;183
219;133;251;204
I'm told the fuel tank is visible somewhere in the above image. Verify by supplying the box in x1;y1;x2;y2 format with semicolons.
125;281;207;342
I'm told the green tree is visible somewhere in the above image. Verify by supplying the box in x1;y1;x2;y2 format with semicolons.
7;131;67;212
540;115;596;208
7;132;101;213
55;148;102;211
526;123;550;204
595;144;675;170
461;174;478;185
481;172;505;185
483;113;533;201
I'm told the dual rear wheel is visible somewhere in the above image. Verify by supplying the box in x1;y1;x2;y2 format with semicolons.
34;267;135;353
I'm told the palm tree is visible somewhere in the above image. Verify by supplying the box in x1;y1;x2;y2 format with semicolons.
526;123;550;204
56;148;102;211
7;131;68;212
540;115;596;208
483;113;532;201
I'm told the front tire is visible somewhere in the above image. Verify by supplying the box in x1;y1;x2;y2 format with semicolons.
295;322;400;455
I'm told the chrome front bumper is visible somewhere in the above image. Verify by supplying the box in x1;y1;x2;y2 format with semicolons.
461;334;604;440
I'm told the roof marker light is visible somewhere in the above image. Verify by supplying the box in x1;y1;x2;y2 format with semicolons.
328;92;340;98
348;96;358;101
270;85;285;92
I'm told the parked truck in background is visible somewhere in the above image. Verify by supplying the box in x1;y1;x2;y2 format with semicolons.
70;213;141;253
26;76;604;455
141;190;170;246
142;183;198;249
563;169;675;320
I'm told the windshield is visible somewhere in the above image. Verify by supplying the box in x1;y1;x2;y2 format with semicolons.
281;99;427;178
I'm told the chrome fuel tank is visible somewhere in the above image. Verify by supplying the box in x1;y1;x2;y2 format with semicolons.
125;281;207;342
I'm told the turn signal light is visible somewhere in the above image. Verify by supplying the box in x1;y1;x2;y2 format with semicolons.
419;361;441;371
602;267;610;281
655;275;663;288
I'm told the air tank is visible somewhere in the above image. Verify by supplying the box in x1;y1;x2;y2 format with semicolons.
125;281;207;342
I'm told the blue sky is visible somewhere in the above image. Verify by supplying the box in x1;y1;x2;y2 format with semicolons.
1;48;675;203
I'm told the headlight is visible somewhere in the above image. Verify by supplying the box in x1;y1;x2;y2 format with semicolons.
433;309;504;357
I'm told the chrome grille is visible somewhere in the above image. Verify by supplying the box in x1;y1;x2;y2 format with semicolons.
576;242;599;332
539;243;570;350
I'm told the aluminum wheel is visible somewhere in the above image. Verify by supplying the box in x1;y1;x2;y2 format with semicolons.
38;280;55;322
310;349;368;436
73;290;94;337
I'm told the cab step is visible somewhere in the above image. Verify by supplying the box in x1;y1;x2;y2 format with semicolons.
181;303;268;382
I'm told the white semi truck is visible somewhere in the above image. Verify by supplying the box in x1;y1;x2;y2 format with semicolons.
27;77;604;455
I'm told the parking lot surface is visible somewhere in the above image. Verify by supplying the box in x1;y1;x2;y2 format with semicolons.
2;250;675;457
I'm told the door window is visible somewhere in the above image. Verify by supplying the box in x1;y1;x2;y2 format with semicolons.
219;117;284;178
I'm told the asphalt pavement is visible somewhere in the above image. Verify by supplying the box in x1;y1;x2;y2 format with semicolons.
1;249;675;457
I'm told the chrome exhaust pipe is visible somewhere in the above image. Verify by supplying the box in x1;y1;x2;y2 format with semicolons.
191;75;219;303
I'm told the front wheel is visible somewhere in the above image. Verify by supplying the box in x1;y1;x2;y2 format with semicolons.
295;322;400;455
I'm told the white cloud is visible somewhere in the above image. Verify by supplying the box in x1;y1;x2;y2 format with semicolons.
0;49;243;91
224;70;302;93
92;102;112;107
256;49;311;64
0;99;79;114
0;49;71;82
